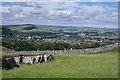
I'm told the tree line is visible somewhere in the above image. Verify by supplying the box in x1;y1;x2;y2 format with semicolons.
2;39;103;51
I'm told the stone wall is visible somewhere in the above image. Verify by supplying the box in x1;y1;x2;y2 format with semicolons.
1;43;118;55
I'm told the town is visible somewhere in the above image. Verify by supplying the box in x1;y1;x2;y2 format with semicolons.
1;24;119;51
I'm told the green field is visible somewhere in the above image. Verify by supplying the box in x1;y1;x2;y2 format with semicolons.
2;48;118;78
0;46;12;52
8;26;57;32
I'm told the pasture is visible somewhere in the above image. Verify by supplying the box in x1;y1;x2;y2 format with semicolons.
8;25;57;33
0;46;12;52
2;48;118;78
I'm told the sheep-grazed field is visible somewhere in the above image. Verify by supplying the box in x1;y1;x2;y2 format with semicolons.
2;48;118;78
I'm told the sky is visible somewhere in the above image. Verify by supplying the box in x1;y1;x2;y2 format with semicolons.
1;2;118;28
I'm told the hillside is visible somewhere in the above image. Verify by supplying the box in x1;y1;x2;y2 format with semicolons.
2;48;118;78
3;24;58;33
0;46;12;52
2;24;118;34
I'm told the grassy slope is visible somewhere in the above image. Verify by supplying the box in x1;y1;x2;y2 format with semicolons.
9;26;57;32
2;48;118;78
0;46;12;52
21;27;53;32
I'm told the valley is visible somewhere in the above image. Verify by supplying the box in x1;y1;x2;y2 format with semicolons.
0;24;119;51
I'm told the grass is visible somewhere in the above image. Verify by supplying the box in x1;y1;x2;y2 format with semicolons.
8;26;57;32
0;46;12;52
21;27;53;32
2;48;118;78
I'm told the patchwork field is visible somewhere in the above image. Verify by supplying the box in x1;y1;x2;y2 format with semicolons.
2;48;118;78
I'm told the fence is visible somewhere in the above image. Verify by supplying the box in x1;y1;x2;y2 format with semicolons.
1;43;119;55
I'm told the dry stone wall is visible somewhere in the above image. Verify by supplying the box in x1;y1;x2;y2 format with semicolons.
1;43;119;55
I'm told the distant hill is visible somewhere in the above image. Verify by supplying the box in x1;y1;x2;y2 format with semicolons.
2;24;56;33
2;24;117;30
2;24;36;27
1;24;117;33
22;26;38;30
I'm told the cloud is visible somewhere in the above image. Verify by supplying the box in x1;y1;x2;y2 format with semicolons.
48;10;71;16
0;6;10;13
108;8;118;17
1;2;118;28
15;13;26;18
76;4;105;19
90;0;97;2
1;0;119;2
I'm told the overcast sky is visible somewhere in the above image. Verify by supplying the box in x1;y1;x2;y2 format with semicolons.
1;2;118;28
